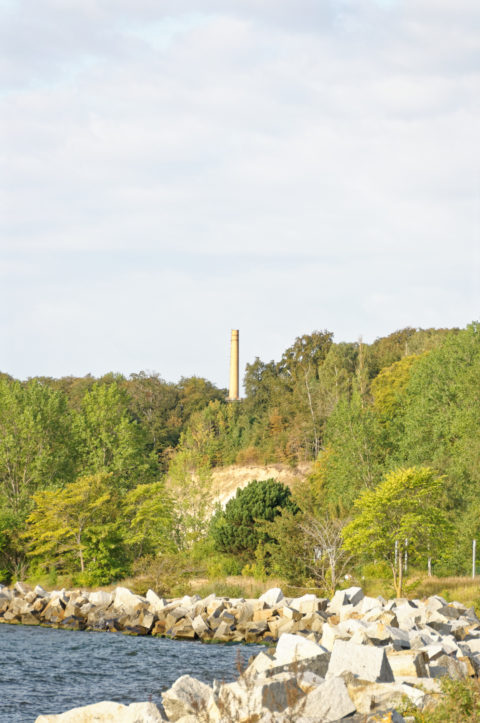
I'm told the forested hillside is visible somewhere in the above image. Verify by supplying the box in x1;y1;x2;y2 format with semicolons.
2;322;479;593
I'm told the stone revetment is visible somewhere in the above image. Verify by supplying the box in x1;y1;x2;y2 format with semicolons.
2;583;480;721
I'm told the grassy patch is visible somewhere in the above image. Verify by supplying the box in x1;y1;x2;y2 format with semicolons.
402;677;480;722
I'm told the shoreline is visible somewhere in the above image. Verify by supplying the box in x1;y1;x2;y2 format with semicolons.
0;581;328;644
30;584;480;721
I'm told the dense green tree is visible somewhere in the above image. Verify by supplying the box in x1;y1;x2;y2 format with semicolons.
0;379;76;511
260;509;309;584
76;382;156;491
0;323;470;585
32;374;97;411
122;480;175;558
322;391;385;510
243;358;280;416
366;327;455;379
366;328;418;379
316;343;358;412
278;330;334;379
176;376;227;422
210;479;299;556
397;324;480;510
277;331;334;458
371;355;421;420
124;372;181;461
0;379;77;578
342;467;452;595
25;472;128;583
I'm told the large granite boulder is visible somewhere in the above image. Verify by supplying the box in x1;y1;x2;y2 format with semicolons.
162;675;214;721
327;639;395;683
35;701;165;722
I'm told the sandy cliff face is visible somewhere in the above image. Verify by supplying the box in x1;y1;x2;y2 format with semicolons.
210;463;312;508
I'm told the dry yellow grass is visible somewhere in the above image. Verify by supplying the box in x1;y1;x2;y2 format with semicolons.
413;575;480;607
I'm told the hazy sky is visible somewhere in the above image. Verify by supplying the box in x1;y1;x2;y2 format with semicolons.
1;0;479;387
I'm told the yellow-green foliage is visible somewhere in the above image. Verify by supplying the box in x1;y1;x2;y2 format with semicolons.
343;467;453;596
404;677;480;722
371;354;422;418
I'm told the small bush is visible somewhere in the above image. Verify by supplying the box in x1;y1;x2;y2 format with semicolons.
206;554;243;578
361;560;392;580
235;446;263;465
194;581;246;599
132;553;201;597
403;677;480;722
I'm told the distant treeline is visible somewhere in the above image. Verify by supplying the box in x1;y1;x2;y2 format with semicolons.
3;322;480;587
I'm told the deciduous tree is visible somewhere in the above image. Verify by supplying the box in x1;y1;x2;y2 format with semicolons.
25;472;127;583
342;467;452;596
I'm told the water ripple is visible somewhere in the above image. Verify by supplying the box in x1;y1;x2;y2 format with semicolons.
0;625;264;723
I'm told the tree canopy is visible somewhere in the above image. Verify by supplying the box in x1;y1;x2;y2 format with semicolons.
210;479;299;556
1;322;478;588
342;467;452;595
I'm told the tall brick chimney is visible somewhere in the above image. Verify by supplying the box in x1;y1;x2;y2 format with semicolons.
228;329;239;401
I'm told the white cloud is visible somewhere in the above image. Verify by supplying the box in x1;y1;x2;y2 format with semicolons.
1;0;479;381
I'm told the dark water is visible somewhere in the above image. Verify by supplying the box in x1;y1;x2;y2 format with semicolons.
0;624;265;723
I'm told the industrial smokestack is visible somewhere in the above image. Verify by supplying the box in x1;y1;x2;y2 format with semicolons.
228;329;239;401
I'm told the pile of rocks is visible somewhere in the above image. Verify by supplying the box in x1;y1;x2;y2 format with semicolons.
32;585;480;721
0;583;330;642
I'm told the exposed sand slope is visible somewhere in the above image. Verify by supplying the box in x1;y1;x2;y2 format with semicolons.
211;463;312;508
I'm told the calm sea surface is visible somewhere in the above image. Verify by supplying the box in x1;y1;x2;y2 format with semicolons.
0;624;264;723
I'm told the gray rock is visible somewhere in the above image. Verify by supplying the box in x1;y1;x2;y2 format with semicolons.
321;622;350;651
113;587;144;613
327;639;394;683
429;654;469;680
464;636;480;655
328;589;350;614
343;586;365;607
35;701;165;722
146;589;167;612
34;585;49;598
386;650;429;679
217;673;303;719
301;676;356;721
275;633;328;664
259;587;284;607
14;581;32;596
162;675;213;721
420;643;448;661
347;679;427;714
191;614;210;637
89;591;112;607
425;595;448;614
289;594;321;614
355;595;382;615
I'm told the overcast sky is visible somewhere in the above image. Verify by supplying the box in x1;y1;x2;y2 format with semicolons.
1;0;479;388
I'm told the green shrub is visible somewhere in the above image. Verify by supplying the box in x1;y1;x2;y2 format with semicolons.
210;479;299;556
403;677;480;722
206;553;243;578
361;560;392;580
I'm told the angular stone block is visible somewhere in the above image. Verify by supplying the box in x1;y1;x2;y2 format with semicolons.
259;587;284;607
327;639;394;683
275;633;328;665
301;676;356;721
386;650;429;678
162;675;213;721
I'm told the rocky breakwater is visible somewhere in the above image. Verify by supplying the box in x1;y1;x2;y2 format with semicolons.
0;582;329;641
34;585;480;722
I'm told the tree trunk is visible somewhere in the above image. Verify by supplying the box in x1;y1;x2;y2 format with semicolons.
304;371;320;458
393;552;403;597
397;551;403;597
76;531;85;573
